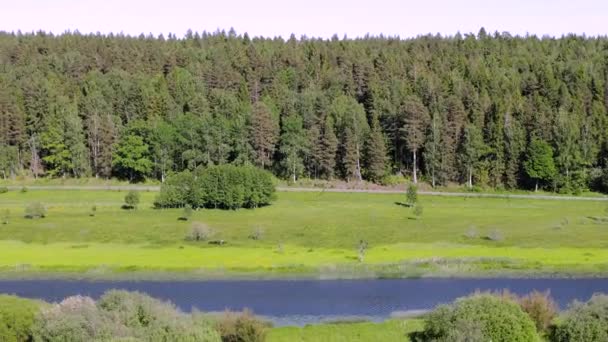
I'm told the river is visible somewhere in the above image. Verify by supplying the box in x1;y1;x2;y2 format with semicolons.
0;278;606;326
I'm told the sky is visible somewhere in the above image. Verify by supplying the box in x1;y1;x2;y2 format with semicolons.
1;0;607;39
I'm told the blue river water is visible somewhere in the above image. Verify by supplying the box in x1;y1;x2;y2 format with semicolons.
0;278;606;326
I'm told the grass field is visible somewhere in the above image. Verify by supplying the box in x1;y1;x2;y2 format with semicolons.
0;189;607;278
267;319;424;342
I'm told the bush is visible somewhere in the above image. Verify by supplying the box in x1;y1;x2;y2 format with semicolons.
551;294;608;342
20;186;27;193
2;209;9;224
98;290;220;342
123;191;140;210
406;184;418;206
32;295;122;342
215;309;270;342
32;291;222;342
189;222;213;241
155;165;275;210
415;294;538;342
486;229;504;241
518;290;558;333
0;186;8;194
414;205;424;218
179;204;194;221
24;202;46;219
0;295;42;342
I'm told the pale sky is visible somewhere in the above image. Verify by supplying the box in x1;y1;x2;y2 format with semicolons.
1;0;607;39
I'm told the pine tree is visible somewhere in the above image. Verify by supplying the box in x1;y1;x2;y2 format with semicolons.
401;95;429;184
363;115;387;182
279;114;308;183
524;138;557;191
250;101;278;169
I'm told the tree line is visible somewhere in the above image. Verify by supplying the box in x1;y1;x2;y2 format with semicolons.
1;28;608;192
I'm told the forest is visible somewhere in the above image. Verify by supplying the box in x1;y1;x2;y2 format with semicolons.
0;28;607;193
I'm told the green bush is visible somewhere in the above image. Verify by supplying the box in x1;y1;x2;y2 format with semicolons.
415;294;538;342
518;290;557;333
34;291;221;342
551;294;608;342
406;183;418;206
123;191;140;210
24;202;46;219
215;309;270;342
0;186;8;194
155;165;275;210
32;295;121;342
98;290;220;341
0;295;42;342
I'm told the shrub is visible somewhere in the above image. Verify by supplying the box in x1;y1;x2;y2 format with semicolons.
0;295;42;342
249;226;264;240
518;290;558;333
32;295;122;342
551;294;608;342
98;290;220;342
189;222;213;241
0;186;8;194
24;202;46;219
123;191;140;210
406;184;418;206
414;205;424;218
155;165;275;210
416;294;538;342
215;309;270;342
486;229;504;241
179;204;193;221
465;227;479;239
20;186;28;193
1;209;9;224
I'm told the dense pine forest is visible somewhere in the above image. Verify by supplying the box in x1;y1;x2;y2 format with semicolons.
1;28;608;192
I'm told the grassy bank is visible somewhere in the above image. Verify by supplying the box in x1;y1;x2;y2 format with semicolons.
0;189;607;278
268;319;424;342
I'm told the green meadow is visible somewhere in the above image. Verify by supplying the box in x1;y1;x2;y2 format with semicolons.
0;189;607;278
267;319;424;342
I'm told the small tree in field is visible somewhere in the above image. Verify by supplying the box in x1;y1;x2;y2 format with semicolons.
414;205;424;218
358;240;368;262
189;222;213;241
1;209;9;224
406;183;418;207
179;204;193;221
24;203;46;219
123;191;140;210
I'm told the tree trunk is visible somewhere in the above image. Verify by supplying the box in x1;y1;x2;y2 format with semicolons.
413;150;418;184
535;180;538;192
355;142;362;182
468;167;473;188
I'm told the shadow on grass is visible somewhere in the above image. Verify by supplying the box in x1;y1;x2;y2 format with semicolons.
395;202;414;208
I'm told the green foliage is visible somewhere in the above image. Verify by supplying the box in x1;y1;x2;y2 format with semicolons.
0;186;8;194
0;295;42;342
24;202;46;219
215;309;270;342
155;165;275;210
180;204;193;221
33;292;221;342
406;184;418;206
517;290;558;333
1;209;9;224
551;294;608;342
525;138;557;190
112;134;153;182
417;294;538;342
414;205;424;218
123;191;140;210
188;222;213;241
